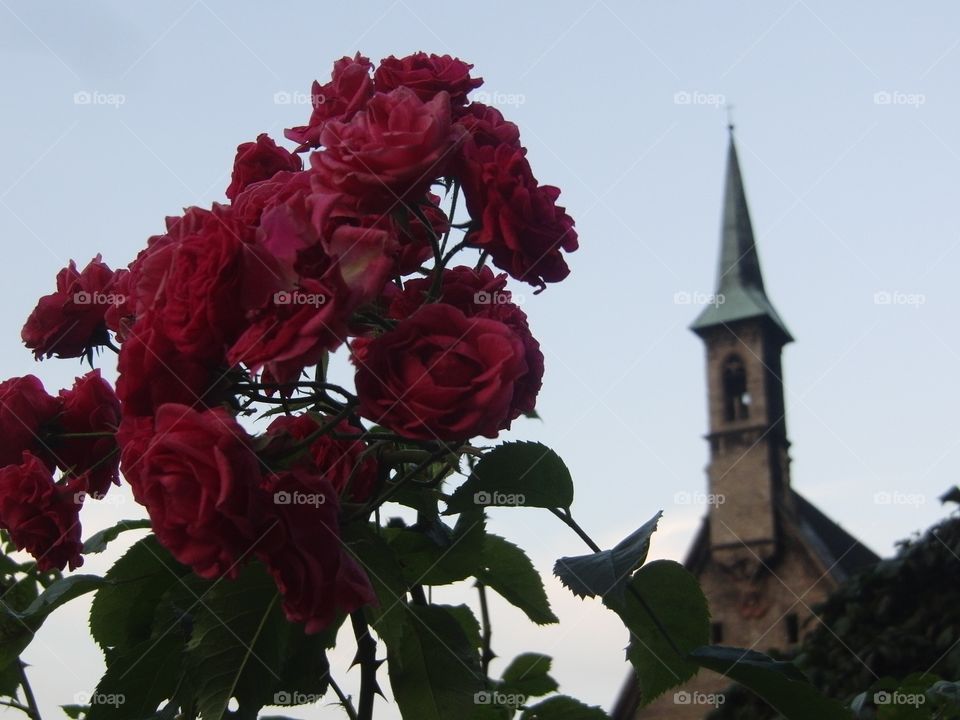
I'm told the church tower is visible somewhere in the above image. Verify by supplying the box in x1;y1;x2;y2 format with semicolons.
610;130;879;719
689;129;794;575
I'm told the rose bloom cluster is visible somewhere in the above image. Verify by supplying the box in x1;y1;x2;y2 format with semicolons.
3;52;577;632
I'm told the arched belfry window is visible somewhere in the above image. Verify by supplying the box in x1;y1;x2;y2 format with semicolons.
722;355;750;421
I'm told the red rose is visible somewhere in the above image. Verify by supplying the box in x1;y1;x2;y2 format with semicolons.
117;314;229;418
226;133;302;201
353;303;529;440
265;414;377;502
374;52;483;107
307;186;400;304
0;452;83;571
313;87;465;201
460;143;577;289
22;255;120;359
233;170;312;226
103;268;133;337
227;277;351;386
133;404;267;579
389;266;543;418
258;469;374;632
0;375;61;468
457;102;521;149
144;205;280;361
285;54;375;151
55;371;121;496
115;414;154;489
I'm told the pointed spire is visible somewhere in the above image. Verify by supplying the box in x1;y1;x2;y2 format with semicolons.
691;129;792;342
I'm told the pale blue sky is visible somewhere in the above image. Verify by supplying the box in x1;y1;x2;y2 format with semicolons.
2;1;959;717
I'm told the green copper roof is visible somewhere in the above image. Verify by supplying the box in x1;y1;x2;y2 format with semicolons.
691;132;793;342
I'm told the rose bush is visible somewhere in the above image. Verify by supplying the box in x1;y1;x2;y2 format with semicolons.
0;51;835;720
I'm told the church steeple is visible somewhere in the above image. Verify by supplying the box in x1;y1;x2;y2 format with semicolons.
691;129;792;343
691;129;794;572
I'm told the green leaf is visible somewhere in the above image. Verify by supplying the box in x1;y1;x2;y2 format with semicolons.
606;561;708;705
385;513;486;586
60;705;87;719
0;554;40;613
389;484;442;518
553;512;662;603
939;486;960;505
690;645;852;719
262;618;335;712
344;523;410;648
500;653;559;699
186;563;293;720
928;679;960;707
382;604;485;720
445;442;573;514
444;604;483;650
86;633;186;720
482;535;557;625
0;574;104;668
89;536;190;651
519;695;610;719
82;520;152;554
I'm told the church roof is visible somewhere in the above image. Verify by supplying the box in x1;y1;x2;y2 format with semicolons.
690;130;793;342
790;491;881;582
682;490;880;582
